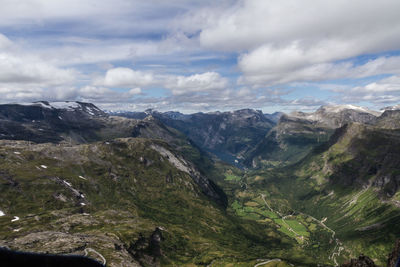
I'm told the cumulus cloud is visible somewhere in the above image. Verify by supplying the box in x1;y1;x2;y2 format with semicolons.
359;76;400;93
0;85;78;103
239;56;400;86
94;68;229;95
95;68;156;88
0;32;82;104
165;72;228;95
0;53;76;85
336;75;400;105
0;32;78;91
0;84;144;104
190;0;400;85
198;0;400;52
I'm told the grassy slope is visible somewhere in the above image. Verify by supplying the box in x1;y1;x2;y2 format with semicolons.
239;124;400;265
0;139;317;266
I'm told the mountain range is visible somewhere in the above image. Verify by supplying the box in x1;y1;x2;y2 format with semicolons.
0;101;399;267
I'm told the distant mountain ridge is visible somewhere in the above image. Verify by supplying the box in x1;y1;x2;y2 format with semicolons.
1;102;396;169
110;108;276;166
245;104;387;168
0;101;107;143
289;105;380;128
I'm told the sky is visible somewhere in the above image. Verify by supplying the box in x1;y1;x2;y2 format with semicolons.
1;0;400;113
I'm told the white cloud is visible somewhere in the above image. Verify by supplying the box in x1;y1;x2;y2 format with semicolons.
198;0;400;52
0;34;80;103
189;0;400;85
128;87;142;95
166;72;228;95
333;75;400;105
94;68;229;96
96;68;155;88
0;85;79;103
77;85;141;102
0;0;138;26
0;53;76;85
239;56;400;86
352;75;400;94
0;86;44;102
238;40;357;75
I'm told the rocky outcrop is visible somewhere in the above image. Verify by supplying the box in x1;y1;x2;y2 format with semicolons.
127;227;165;267
340;255;378;267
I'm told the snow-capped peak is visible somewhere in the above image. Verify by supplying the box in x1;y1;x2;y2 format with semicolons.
15;101;104;116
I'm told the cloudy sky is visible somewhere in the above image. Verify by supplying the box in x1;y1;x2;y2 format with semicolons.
1;0;400;113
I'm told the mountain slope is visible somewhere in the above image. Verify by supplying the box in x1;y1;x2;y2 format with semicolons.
0;101;107;143
244;105;379;168
244;115;333;168
0;138;313;266
240;122;400;265
112;109;275;166
375;109;400;129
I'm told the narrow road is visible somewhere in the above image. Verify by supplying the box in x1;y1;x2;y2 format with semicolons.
343;186;369;207
260;194;344;266
84;248;106;266
254;258;282;267
296;211;344;265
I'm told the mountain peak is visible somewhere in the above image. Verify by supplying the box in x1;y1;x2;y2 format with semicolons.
382;104;400;111
317;104;380;115
16;101;105;117
287;104;379;127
